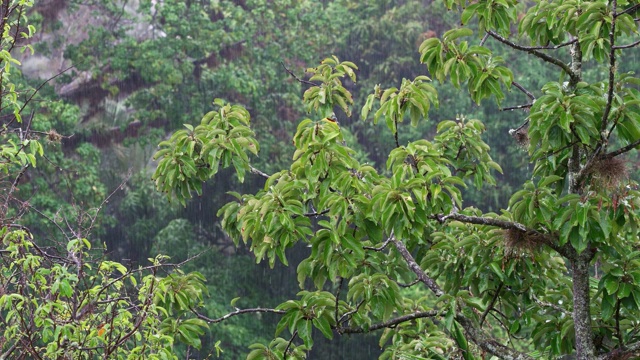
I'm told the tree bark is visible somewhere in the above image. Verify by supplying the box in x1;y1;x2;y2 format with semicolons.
572;254;596;359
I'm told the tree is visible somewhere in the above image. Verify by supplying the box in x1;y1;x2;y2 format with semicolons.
154;0;640;359
0;2;213;358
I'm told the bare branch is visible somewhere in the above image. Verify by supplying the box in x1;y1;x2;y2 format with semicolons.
518;38;578;50
500;103;533;112
340;310;439;334
337;300;366;329
281;62;318;87
479;32;489;46
435;212;569;257
480;283;503;327
613;39;640;49
606;138;640;158
512;81;536;101
283;330;298;357
391;235;444;297
486;31;576;82
395;279;420;288
249;165;270;179
615;3;640;17
363;237;392;251
191;307;285;324
437;212;528;232
303;209;330;217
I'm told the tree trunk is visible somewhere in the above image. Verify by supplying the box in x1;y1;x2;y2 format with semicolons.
572;255;596;360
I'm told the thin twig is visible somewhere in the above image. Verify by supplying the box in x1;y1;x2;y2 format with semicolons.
249;165;270;179
303;209;330;217
615;3;640;17
340;310;439;334
283;330;298;358
613;39;640;49
363;237;392;251
479;33;489;46
4;65;76;130
191;307;286;323
500;103;533;111
515;38;578;50
480;283;503;327
338;300;366;329
512;81;536;101
395;279;420;288
281;62;318;87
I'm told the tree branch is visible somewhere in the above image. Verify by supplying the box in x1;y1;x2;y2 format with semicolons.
512;81;536;101
615;3;640;17
363;237;392;251
434;212;568;257
500;103;533;111
457;316;535;360
391;235;444;297
249;165;270;179
605;138;640;158
487;31;577;82
191;307;285;324
340;310;438;334
598;341;640;359
436;212;528;231
613;39;640;49
281;61;318;87
600;2;619;137
480;283;503;327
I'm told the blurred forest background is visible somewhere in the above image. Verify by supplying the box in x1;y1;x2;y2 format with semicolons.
13;0;639;358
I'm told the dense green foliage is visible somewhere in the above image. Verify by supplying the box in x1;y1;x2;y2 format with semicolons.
0;2;213;359
154;0;640;359
3;0;640;359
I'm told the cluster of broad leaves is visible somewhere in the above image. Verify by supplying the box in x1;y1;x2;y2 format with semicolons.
152;99;258;205
156;55;512;358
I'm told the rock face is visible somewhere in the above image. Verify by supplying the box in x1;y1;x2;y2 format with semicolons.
23;0;153;101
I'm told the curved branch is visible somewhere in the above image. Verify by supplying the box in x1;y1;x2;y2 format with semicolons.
613;39;640;49
340;310;438;334
486;31;576;82
281;62;318;87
